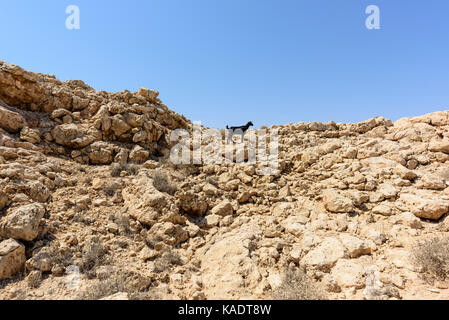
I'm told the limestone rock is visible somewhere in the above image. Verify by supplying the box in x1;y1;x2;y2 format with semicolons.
0;239;26;280
398;191;449;220
302;237;346;271
339;234;371;258
26;246;54;272
429;139;449;153
0;103;26;133
87;141;115;165
129;145;149;163
0;203;45;241
323;189;354;213
331;259;365;289
200;223;261;299
177;191;208;217
137;87;159;102
210;200;234;216
20;127;41;144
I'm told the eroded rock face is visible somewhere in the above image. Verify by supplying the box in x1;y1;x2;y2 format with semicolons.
0;60;189;166
123;173;168;226
0;239;26;280
200;223;262;299
2;61;449;300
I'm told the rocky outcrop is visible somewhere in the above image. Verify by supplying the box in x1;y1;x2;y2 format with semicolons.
1;61;449;301
0;60;190;166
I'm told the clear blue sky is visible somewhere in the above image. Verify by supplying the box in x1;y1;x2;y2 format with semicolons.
1;1;448;128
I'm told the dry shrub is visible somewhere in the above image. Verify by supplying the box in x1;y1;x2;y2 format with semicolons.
152;169;177;195
411;237;449;283
79;237;106;279
126;164;140;176
103;185;116;197
154;249;183;273
26;271;42;289
111;163;140;177
128;290;162;300
79;273;126;300
78;271;159;300
109;211;132;235
271;268;327;300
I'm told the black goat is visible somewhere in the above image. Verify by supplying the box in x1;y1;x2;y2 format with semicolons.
226;121;254;143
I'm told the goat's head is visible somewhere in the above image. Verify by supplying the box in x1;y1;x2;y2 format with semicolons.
247;121;254;127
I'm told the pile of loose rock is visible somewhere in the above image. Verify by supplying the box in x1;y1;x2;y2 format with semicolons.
1;61;449;300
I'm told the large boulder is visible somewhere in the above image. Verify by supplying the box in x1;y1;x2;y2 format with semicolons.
28;181;50;203
0;239;26;279
0;203;45;241
339;234;371;258
111;115;131;137
137;87;159;103
26;246;54;272
417;174;446;190
20;127;41;144
146;222;188;246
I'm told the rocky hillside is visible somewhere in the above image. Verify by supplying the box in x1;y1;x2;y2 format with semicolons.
1;61;449;300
